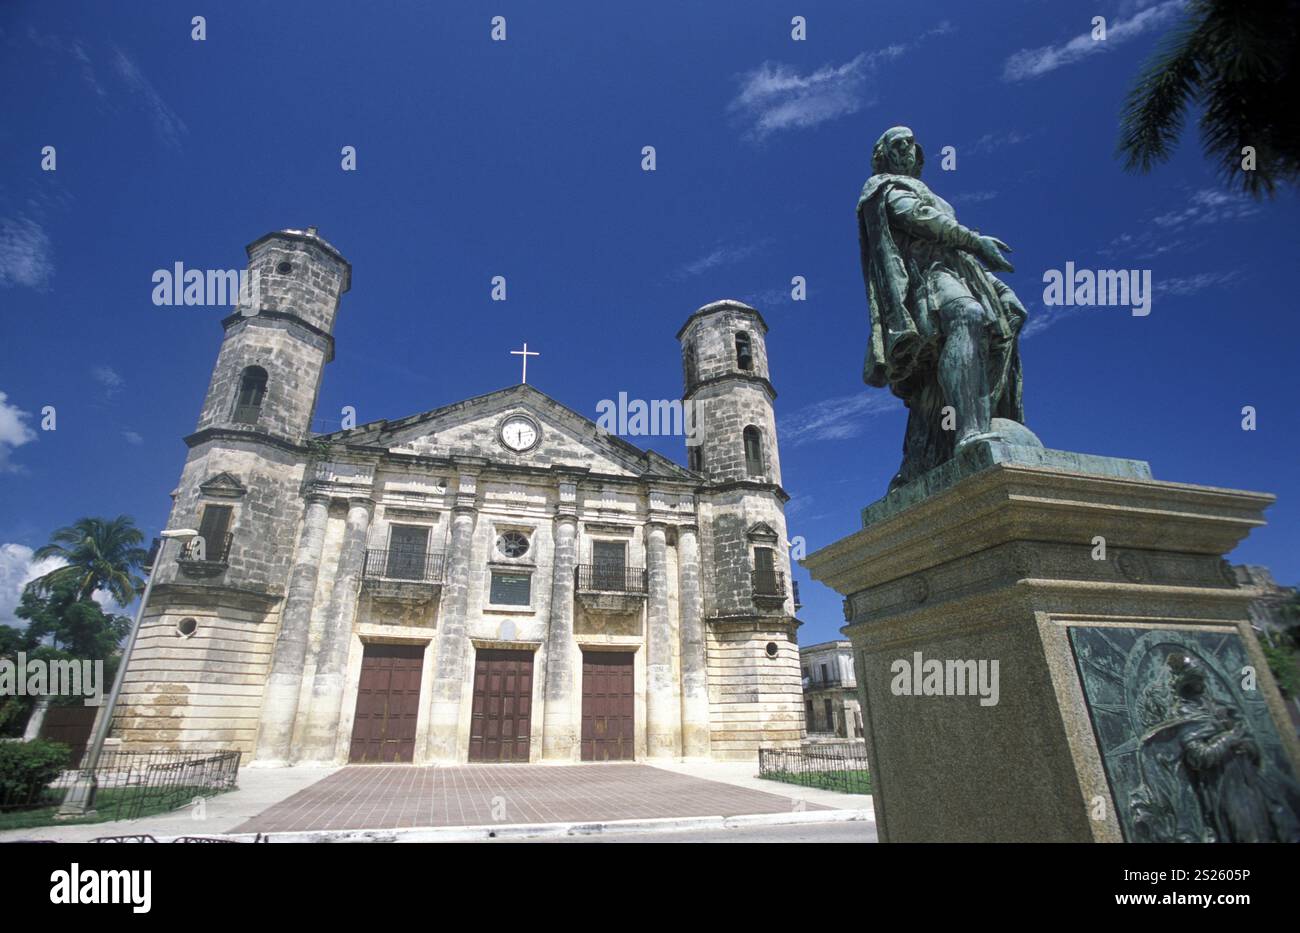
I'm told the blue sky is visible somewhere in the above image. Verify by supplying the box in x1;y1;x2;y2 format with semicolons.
1;1;1296;646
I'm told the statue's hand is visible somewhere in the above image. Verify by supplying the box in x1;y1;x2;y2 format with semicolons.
1002;290;1028;322
975;235;1015;273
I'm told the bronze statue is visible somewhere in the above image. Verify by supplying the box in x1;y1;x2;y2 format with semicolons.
857;126;1028;490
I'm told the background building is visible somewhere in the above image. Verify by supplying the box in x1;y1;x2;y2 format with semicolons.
801;639;862;739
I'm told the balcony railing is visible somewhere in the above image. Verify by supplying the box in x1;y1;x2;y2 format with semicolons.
806;676;845;689
177;532;233;565
752;569;786;598
575;564;648;594
363;548;445;584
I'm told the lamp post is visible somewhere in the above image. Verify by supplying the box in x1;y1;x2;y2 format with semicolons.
57;527;198;818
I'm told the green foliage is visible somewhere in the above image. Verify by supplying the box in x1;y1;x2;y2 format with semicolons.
30;515;147;606
1119;0;1300;197
0;739;71;806
15;576;130;660
1262;643;1300;698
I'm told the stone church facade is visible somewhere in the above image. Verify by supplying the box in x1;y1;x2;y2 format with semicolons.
114;228;805;764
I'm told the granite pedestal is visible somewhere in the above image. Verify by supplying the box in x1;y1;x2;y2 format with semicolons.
803;439;1300;842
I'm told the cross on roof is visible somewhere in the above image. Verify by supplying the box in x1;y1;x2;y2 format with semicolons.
510;341;539;384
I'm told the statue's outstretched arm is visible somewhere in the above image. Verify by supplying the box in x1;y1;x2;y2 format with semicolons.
887;191;983;252
886;190;1016;274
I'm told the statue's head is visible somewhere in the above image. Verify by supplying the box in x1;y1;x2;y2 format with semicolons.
1167;652;1207;700
872;126;923;177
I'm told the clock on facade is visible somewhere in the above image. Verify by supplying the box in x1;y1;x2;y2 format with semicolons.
499;414;539;452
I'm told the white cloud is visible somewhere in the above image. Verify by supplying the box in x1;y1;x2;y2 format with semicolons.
1102;187;1259;260
1158;269;1241;295
122;430;143;445
1003;1;1187;82
1021;303;1083;339
950;190;999;204
1152;188;1259;228
0;543;126;627
26;26;105;97
678;239;772;278
0;391;38;473
780;392;903;446
731;55;875;140
0;216;54;289
0;543;65;627
112;46;187;149
730;22;954;140
91;366;125;400
966;130;1031;156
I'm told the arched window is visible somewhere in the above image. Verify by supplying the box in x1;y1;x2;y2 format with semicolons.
735;332;753;371
688;444;704;473
233;366;268;424
683;341;699;387
743;426;764;475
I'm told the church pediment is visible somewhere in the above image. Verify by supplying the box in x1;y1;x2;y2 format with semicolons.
746;521;780;542
320;385;697;482
198;471;247;498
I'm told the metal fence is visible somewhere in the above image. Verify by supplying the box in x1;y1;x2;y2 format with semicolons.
758;743;871;794
2;748;241;818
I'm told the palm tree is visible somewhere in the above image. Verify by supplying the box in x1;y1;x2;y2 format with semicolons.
1118;0;1300;197
30;515;148;607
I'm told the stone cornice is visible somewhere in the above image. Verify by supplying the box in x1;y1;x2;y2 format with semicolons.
683;372;777;403
700;479;791;503
220;309;336;362
185;426;306;454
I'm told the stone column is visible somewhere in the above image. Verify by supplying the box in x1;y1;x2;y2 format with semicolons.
644;521;679;757
426;501;478;762
23;697;51;741
254;492;330;764
298;495;372;763
676;523;711;758
542;509;579;760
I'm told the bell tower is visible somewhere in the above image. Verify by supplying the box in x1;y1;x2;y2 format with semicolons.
194;227;351;443
678;299;804;757
110;229;353;759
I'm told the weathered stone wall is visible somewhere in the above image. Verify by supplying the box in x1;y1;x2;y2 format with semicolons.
193;316;331;444
114;597;279;757
705;622;803;758
245;234;349;335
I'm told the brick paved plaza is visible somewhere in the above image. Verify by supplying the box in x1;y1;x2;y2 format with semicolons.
234;764;828;833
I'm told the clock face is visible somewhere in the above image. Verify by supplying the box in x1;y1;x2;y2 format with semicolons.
500;416;539;452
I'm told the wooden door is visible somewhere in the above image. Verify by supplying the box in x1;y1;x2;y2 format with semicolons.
468;649;533;762
348;643;425;763
581;651;636;761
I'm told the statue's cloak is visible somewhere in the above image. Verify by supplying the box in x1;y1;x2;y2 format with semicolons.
857;173;931;393
857;173;1024;407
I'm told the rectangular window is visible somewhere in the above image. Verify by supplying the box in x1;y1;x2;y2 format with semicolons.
752;546;779;596
195;504;232;559
744;427;764;475
820;662;828;684
490;571;532;606
591;540;627;590
386;524;430;580
824;698;835;734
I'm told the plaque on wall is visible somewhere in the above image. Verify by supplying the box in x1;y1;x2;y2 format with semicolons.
1069;625;1300;843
